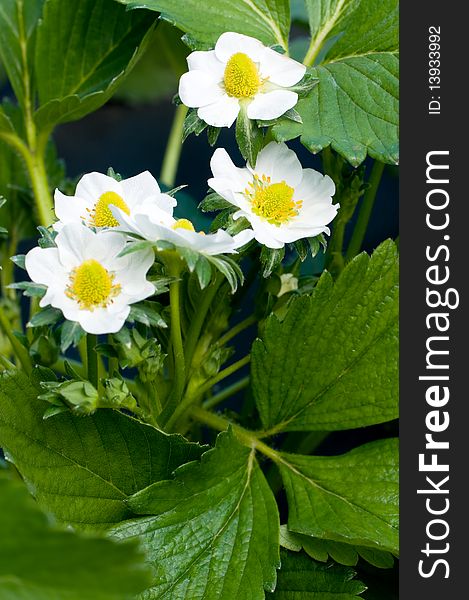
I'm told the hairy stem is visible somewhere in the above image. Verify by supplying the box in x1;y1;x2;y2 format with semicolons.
202;376;250;410
169;267;186;403
197;355;251;398
160;104;188;188
0;304;31;372
86;334;99;389
184;274;223;369
345;161;385;260
190;405;279;460
217;315;256;347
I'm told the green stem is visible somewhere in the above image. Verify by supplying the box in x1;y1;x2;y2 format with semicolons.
169;266;186;403
217;315;256;347
160;104;188;188
165;356;251;432
345;161;385;261
0;304;31;372
190;405;279;460
197;355;250;399
86;334;99;389
26;143;54;227
203;376;250;410
0;353;15;370
184;274;223;369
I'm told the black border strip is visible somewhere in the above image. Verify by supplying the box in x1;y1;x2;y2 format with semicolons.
400;2;466;597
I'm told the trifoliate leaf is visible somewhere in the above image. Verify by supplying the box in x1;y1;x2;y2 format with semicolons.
252;240;398;433
34;0;156;131
279;526;395;569
0;472;153;600
0;370;204;527
277;439;399;554
273;0;399;166
270;549;366;598
111;429;280;599
115;0;291;49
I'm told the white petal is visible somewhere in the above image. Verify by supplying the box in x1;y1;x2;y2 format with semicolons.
70;306;129;335
210;148;251;191
274;225;329;244
187;50;225;79
252;225;285;249
232;229;255;249
179;71;223;108
247;89;298;120
259;47;306;86
54;189;91;226
75;172;121;204
55;223;125;268
295;170;336;202
120;171;161;207
253;141;303;187
115;247;154;292
215;32;265;63
297;202;339;228
25;247;65;287
197;95;240;127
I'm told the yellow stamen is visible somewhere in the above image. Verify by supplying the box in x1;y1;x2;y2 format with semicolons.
91;191;130;228
223;52;261;99
66;259;121;310
172;218;196;232
245;175;302;226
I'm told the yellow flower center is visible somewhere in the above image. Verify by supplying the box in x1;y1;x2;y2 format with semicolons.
172;218;196;232
66;259;121;310
223;52;261;98
246;175;302;226
90;191;130;228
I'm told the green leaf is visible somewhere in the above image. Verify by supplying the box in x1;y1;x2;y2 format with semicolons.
8;281;47;297
277;439;399;553
115;0;291;49
128;301;167;328
0;370;204;527
279;526;395;569
195;255;212;289
252;240;398;432
0;0;44;107
60;320;85;352
236;105;264;167
273;0;399;166
182;107;208;141
206;254;244;293
34;0;156;131
198;191;234;213
271;549;366;599
0;472;152;599
260;246;285;277
27;306;62;327
111;429;280;599
0;105;15;134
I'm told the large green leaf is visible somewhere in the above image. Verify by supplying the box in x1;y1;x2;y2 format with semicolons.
252;240;398;433
270;549;366;599
0;472;152;600
0;0;44;107
115;0;291;49
273;0;399;165
33;0;156;131
112;429;280;599
280;526;395;569
0;370;204;527
278;439;399;553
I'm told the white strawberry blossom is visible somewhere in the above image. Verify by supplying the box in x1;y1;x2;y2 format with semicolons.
208;142;338;249
25;223;154;334
178;32;306;127
53;171;175;231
